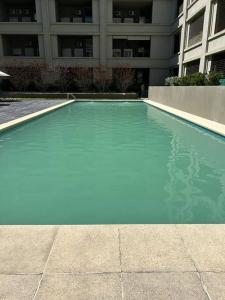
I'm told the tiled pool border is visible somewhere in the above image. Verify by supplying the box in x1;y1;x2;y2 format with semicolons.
144;99;225;137
0;99;75;133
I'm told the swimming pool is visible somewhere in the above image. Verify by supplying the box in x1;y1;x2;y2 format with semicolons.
0;102;225;224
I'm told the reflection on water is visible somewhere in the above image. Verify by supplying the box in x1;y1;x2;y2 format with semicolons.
147;105;225;223
0;102;225;224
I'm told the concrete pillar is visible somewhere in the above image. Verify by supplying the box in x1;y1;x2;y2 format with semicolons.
40;0;53;65
92;0;99;24
38;35;45;57
99;0;107;66
199;1;212;73
93;35;99;59
49;0;56;23
51;35;58;58
107;36;112;59
178;0;188;76
35;0;42;22
107;0;113;23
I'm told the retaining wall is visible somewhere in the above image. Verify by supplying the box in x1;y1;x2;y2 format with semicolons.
148;86;225;125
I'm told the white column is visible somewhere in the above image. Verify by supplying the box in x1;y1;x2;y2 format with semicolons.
178;0;188;76
199;1;212;73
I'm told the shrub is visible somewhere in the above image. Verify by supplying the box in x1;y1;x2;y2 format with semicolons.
188;73;206;86
165;72;225;86
165;76;179;86
206;71;224;86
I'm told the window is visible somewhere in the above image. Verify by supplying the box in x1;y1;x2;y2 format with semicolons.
188;11;204;47
215;1;225;34
185;59;200;75
3;35;39;57
211;51;225;76
58;36;93;58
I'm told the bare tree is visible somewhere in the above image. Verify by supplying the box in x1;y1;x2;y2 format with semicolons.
54;65;77;92
113;64;135;92
75;67;93;92
93;66;112;92
1;62;46;91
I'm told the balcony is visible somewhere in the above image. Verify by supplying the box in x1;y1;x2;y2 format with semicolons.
187;11;204;47
2;35;39;56
113;0;152;24
58;36;93;57
55;0;92;23
113;38;151;58
0;0;36;22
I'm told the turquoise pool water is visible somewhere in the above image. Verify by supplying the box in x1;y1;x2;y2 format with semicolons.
0;102;225;224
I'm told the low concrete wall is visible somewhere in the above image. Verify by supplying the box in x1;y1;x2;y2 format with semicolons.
148;86;225;125
1;92;138;100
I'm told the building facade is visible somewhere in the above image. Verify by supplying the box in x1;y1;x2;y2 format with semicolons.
174;0;225;77
0;0;224;87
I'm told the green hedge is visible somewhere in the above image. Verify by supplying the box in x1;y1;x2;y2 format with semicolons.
165;72;224;86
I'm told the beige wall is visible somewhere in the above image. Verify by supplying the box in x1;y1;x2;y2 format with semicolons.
0;0;176;86
148;86;225;124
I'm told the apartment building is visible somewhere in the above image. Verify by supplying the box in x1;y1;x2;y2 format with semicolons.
172;0;225;77
0;0;224;87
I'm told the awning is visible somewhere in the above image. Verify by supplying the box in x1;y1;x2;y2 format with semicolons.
0;71;10;78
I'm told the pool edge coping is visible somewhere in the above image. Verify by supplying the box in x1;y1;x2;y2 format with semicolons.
144;99;225;137
0;99;75;133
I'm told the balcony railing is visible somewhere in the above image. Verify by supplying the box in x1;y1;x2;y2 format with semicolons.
60;47;93;57
113;48;150;58
4;6;36;22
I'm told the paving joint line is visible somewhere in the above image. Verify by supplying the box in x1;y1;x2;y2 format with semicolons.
117;228;124;299
175;225;212;300
32;226;59;300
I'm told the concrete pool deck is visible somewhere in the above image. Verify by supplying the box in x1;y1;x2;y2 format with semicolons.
0;99;75;132
1;101;225;298
0;225;225;299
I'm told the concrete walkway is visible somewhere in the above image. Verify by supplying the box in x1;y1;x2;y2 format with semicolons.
0;100;68;125
0;225;225;299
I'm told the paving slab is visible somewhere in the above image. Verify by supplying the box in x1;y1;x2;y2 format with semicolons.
46;226;121;273
122;272;208;300
119;225;196;272
201;272;225;300
0;226;57;274
177;225;225;271
0;100;68;125
35;274;122;300
0;274;40;300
